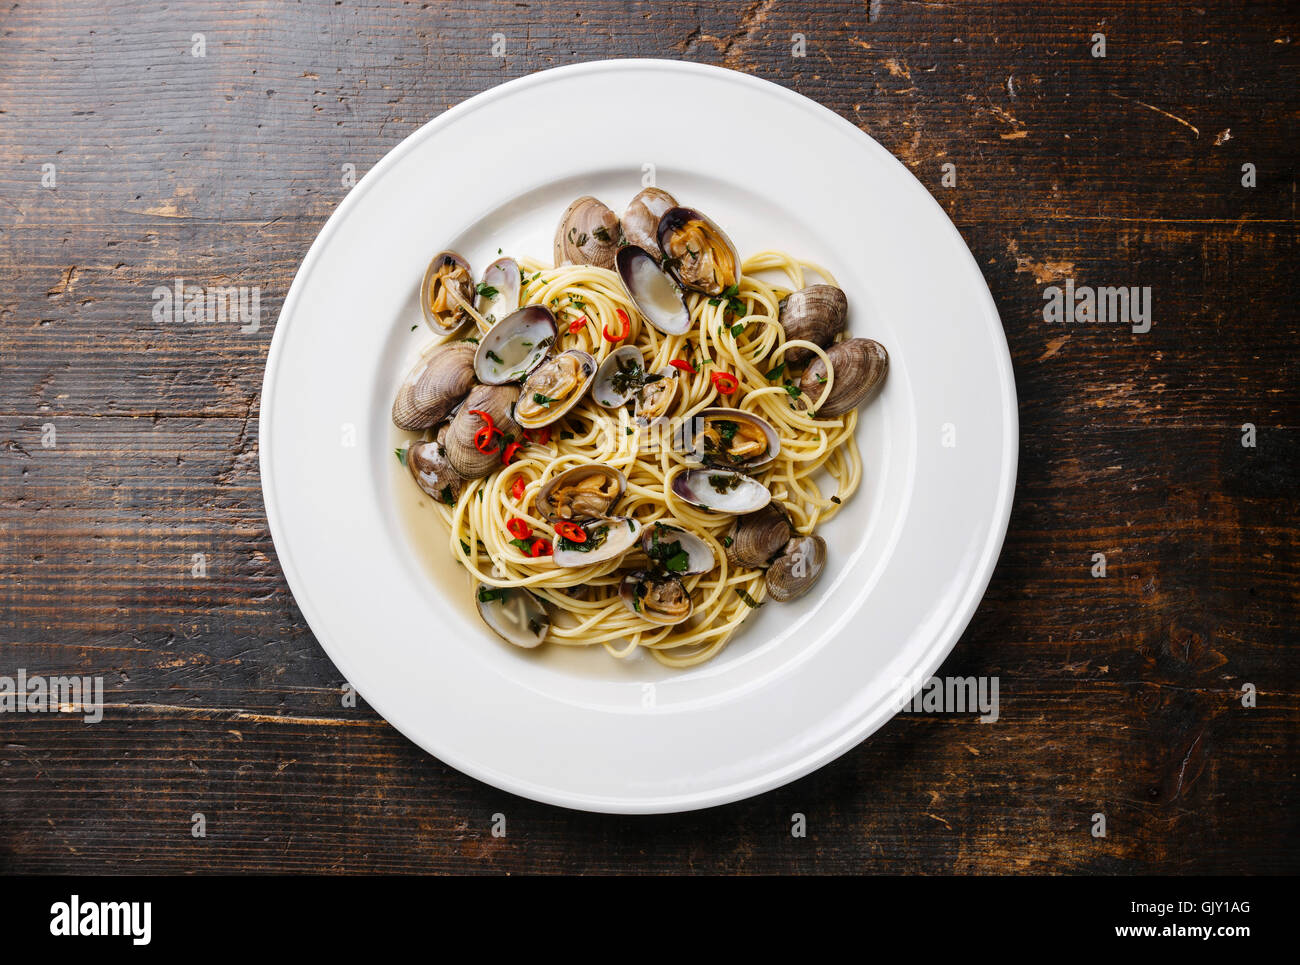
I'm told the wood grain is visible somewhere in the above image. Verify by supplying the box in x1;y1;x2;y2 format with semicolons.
0;0;1296;874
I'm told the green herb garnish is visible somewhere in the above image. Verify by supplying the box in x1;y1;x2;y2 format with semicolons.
395;447;407;466
476;283;499;300
533;393;557;407
734;587;762;608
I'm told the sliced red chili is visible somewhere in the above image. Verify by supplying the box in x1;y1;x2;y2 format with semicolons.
524;426;551;446
473;425;501;454
710;371;739;395
568;315;587;334
466;408;495;432
554;521;587;543
528;538;551;558
510;476;527;501
603;308;630;342
507;517;531;540
669;358;697;375
501;441;523;465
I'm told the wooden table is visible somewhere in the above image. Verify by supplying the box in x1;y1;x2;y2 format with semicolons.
1;0;1295;874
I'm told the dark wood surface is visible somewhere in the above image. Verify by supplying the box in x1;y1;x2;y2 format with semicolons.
1;0;1295;874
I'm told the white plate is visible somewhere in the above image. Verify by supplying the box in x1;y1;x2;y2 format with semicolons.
260;60;1017;813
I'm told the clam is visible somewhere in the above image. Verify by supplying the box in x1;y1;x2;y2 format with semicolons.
444;384;521;478
475;256;522;324
551;515;643;568
657;206;740;296
778;285;847;366
535;464;626;522
476;583;550;648
622;187;677;259
553;196;620;269
798;338;889;416
420;250;475;334
765;535;828;602
641;521;715;576
514;350;596;428
634;367;680;426
615;245;691;335
684;408;780;469
474;306;557;385
671;469;771;515
619;571;694;625
391;341;477;431
406;438;465;506
592;345;659;408
725;503;795;568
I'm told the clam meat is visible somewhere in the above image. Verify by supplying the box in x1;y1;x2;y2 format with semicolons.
657;206;739;296
686;408;780;469
619;571;694;626
535;465;626;522
514;349;596;428
420;250;475;334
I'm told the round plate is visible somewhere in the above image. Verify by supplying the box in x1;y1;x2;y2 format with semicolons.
260;60;1017;813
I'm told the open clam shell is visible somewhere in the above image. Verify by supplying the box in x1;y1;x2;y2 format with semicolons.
473;306;557;385
475;583;550;648
514;349;596;429
615;245;692;335
535;464;626;522
683;408;780;470
551;515;642;568
671;469;771;515
641;521;715;576
475;256;521;325
619;571;694;626
634;367;679;427
420;250;475;334
592;345;654;408
657;206;740;296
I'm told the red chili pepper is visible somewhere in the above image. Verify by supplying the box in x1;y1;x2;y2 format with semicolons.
507;517;531;540
603;308;630;342
710;371;740;395
467;408;495;432
568;315;587;334
473;425;501;454
528;538;551;558
529;426;551;446
554;521;587;543
510;476;527;501
669;358;697;375
501;441;523;465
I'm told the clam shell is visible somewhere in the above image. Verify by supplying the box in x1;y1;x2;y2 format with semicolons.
474;306;557;385
406;439;465;505
621;187;677;259
592;345;650;408
799;338;888;416
671;469;771;515
725;503;794;568
615;245;691;335
619;571;694;626
445;384;521;478
391;341;477;431
777;285;847;366
657;206;740;296
476;584;550;648
684;408;780;470
641;521;715;576
553;196;620;269
551;516;642;568
764;535;827;602
535;464;626;522
420;250;475;334
634;367;680;427
475;257;521;325
514;350;596;429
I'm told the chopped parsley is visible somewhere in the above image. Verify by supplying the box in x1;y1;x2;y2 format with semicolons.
708;283;747;318
784;384;802;399
830;495;842;504
394;447;407;466
476;283;499;300
477;586;504;603
486;349;504;364
734;587;762;609
533;392;557;407
459;539;471;555
707;473;742;494
592;225;612;243
765;362;787;382
438;484;454;505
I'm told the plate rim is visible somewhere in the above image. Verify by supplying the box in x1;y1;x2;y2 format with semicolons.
259;58;1019;813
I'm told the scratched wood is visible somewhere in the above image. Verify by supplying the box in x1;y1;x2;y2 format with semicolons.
0;0;1296;874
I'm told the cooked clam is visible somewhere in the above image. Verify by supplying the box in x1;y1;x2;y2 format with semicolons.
474;306;557;385
476;583;550;648
778;285;847;366
765;535;827;602
444;384;521;478
553;196;620;269
406;438;465;505
551;516;642;568
592;345;660;408
619;571;694;626
657;206;739;296
475;256;521;324
391;341;477;430
671;469;771;515
634;367;679;426
685;408;780;469
615;245;692;335
514;349;596;428
535;464;626;522
420;250;475;334
641;521;715;576
798;338;889;416
726;503;795;568
622;187;677;259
